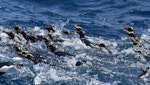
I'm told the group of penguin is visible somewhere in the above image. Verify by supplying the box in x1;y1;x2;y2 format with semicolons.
0;24;149;79
124;26;150;78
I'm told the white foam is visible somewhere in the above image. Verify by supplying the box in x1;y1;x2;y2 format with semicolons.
65;57;76;68
148;29;150;32
34;65;72;85
0;54;6;58
31;26;47;36
86;77;110;85
12;57;22;61
0;33;9;42
121;48;135;54
141;34;150;40
34;73;43;85
0;65;14;72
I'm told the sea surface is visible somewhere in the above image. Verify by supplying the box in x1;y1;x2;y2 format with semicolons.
0;0;150;85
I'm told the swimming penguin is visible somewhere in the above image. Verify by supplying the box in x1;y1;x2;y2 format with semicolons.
45;25;56;32
17;51;50;64
29;35;38;43
80;38;94;48
75;61;83;66
48;33;55;40
74;24;95;48
3;31;15;39
42;37;57;52
20;31;31;42
96;42;112;53
12;25;22;34
47;44;57;52
124;26;141;47
17;51;35;61
42;37;73;57
130;37;141;47
140;67;150;78
14;43;23;52
133;47;142;54
61;29;74;35
74;24;83;32
124;26;136;37
0;62;23;75
74;24;85;39
75;60;87;66
77;30;85;39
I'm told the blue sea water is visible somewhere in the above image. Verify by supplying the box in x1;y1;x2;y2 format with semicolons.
0;0;150;85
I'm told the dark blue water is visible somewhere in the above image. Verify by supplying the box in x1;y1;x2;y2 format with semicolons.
0;0;150;85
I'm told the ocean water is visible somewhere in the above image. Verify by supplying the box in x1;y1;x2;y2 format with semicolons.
0;0;150;85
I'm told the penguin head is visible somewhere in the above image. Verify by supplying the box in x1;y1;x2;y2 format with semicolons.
125;26;134;32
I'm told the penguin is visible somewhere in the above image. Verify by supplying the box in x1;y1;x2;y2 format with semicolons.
124;26;136;37
16;51;50;64
130;37;141;47
96;42;112;53
29;35;38;43
74;24;95;48
124;26;141;47
48;33;55;40
42;37;74;57
14;43;23;52
42;37;57;52
47;44;57;53
75;60;87;66
74;24;85;39
45;25;56;32
75;61;83;66
17;51;35;63
3;31;15;39
80;38;94;48
140;67;150;78
20;31;30;43
74;24;83;32
12;25;22;34
61;29;74;35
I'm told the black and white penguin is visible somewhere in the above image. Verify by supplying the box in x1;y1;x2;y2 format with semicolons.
75;60;87;66
3;31;15;39
45;25;56;32
96;42;112;53
74;24;85;39
124;26;136;37
140;67;150;78
12;25;22;34
74;24;95;48
61;29;74;35
124;26;141;47
17;51;50;64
